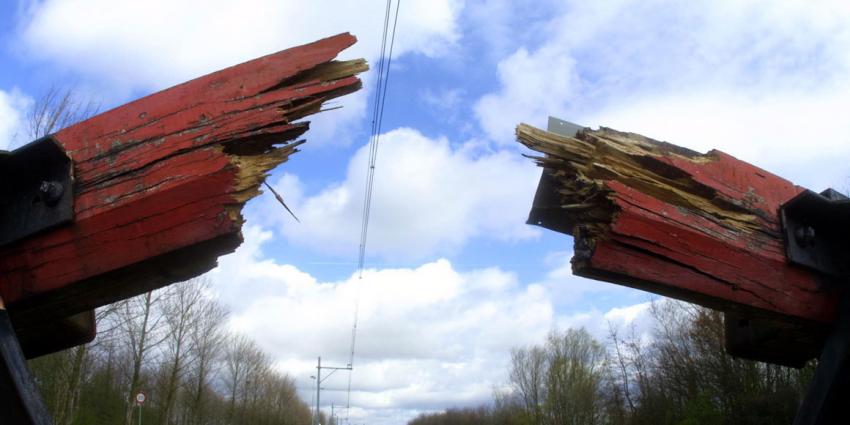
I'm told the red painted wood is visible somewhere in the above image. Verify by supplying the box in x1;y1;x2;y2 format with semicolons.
602;186;836;322
520;124;837;325
0;33;364;321
579;154;837;324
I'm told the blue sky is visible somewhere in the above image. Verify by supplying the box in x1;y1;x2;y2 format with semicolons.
3;1;850;424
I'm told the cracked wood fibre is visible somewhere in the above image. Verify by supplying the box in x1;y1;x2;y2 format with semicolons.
0;33;366;325
517;123;837;324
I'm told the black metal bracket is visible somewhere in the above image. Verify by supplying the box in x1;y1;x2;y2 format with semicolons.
0;136;74;424
781;188;850;280
526;117;586;235
0;307;52;424
792;290;850;425
0;135;74;248
782;188;850;425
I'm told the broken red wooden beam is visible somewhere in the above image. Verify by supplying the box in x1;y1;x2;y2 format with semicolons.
518;122;836;364
0;33;367;342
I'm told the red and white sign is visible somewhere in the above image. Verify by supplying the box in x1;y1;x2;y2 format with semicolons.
135;392;146;404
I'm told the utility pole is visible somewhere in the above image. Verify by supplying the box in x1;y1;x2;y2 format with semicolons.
310;375;316;425
315;357;321;425
313;356;352;425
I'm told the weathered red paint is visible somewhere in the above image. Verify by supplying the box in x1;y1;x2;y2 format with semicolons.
519;124;838;326
584;151;839;324
0;33;364;328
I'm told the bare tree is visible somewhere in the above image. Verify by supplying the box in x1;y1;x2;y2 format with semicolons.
545;328;607;425
607;322;637;416
121;290;169;425
156;278;210;424
224;334;255;423
184;290;228;425
508;328;607;425
509;345;546;424
26;86;98;140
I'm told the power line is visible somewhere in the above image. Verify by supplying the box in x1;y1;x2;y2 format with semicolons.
345;1;401;423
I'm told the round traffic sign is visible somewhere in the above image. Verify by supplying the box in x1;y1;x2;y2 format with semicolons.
135;392;146;404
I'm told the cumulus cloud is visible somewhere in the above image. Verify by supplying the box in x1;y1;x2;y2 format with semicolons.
584;89;850;190
210;226;551;423
207;225;653;425
17;0;463;145
475;45;580;144
19;0;463;91
257;127;542;261
473;0;850;189
0;89;32;151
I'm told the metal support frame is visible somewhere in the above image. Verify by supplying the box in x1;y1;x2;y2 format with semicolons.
781;189;850;425
782;189;850;280
793;292;850;425
314;356;352;425
526;117;585;234
0;298;52;424
0;135;75;424
0;135;74;248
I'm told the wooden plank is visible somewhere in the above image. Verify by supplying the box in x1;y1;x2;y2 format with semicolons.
0;33;367;327
517;123;838;325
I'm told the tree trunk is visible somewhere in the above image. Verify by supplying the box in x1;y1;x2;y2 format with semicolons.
55;345;87;425
124;292;154;425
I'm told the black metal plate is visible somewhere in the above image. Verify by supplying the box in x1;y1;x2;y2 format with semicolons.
0;308;53;424
781;189;850;279
0;136;74;248
526;117;586;234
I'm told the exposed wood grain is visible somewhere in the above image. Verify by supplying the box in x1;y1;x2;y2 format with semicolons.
0;33;367;329
517;123;838;325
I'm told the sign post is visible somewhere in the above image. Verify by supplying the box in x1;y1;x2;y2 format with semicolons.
135;392;146;425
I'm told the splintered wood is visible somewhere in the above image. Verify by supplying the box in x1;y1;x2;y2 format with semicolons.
517;123;837;325
0;33;367;325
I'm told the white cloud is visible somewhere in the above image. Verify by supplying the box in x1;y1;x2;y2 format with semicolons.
604;303;651;325
216;227;553;363
17;0;463;146
0;89;32;151
259;127;542;261
584;89;850;190
473;0;850;190
537;250;641;308
554;302;656;348
209;225;552;423
475;46;580;144
207;225;651;424
19;0;463;91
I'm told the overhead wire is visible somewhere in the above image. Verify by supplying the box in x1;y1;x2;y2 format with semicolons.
345;0;401;423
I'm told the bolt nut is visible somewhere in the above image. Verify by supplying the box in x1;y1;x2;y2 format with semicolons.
794;226;816;248
39;181;64;206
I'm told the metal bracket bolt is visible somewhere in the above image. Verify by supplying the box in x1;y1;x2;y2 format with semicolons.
794;226;816;248
38;181;64;206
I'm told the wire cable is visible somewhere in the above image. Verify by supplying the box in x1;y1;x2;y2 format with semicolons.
345;1;401;422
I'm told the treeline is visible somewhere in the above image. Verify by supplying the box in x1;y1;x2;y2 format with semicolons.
410;301;814;425
27;278;314;425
